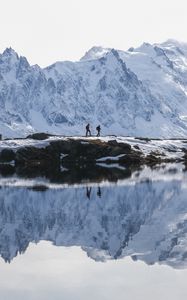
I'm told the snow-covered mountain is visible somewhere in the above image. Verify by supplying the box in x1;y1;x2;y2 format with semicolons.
1;179;187;268
1;39;187;138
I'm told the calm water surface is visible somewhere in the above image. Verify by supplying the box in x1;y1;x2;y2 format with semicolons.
0;163;187;299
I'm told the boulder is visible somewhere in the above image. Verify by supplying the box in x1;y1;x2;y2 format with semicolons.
26;132;54;140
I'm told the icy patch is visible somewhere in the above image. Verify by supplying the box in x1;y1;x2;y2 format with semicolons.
60;153;68;159
96;154;126;162
96;163;126;170
0;139;51;152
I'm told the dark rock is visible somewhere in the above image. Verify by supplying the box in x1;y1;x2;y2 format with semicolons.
117;142;131;152
0;165;15;176
0;149;15;162
109;146;125;156
119;153;143;165
134;145;140;150
145;154;162;165
15;146;59;165
26;132;54;140
28;185;49;192
102;140;131;156
108;140;119;147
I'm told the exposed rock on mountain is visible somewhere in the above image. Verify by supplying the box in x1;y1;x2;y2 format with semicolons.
1;40;187;138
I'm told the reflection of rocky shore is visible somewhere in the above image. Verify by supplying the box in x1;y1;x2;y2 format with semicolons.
0;179;187;269
0;161;133;185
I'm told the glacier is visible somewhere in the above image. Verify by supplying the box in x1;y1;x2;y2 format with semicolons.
1;40;187;138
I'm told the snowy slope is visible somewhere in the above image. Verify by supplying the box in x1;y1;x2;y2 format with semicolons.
1;40;187;138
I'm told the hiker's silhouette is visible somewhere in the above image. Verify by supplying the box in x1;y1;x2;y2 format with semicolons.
86;123;91;137
96;125;101;137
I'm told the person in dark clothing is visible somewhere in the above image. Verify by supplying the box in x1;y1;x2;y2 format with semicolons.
97;186;102;198
96;125;101;137
86;123;91;137
86;187;92;199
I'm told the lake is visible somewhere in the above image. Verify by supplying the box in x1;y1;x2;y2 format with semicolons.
0;162;187;299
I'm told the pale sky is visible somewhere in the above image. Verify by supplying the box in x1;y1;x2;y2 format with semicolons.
0;0;187;67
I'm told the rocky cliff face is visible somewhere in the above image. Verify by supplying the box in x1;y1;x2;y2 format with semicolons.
1;40;187;138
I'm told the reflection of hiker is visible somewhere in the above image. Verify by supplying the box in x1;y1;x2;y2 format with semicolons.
86;123;91;137
96;125;101;137
97;186;101;198
86;187;92;199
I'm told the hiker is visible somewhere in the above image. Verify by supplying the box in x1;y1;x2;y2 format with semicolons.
96;125;101;137
86;123;91;137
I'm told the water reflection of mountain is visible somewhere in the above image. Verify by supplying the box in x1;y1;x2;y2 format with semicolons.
0;180;187;268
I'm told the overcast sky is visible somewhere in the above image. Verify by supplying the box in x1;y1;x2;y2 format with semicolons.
0;0;186;67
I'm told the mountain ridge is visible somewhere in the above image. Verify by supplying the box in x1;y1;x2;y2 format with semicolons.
1;40;187;138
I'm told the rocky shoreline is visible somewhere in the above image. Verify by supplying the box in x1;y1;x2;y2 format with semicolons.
0;133;187;183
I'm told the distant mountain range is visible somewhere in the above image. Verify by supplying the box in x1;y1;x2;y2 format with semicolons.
1;39;187;138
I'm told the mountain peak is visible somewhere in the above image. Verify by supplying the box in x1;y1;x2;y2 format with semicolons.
1;47;19;66
162;38;187;46
157;39;187;57
80;46;110;61
2;47;19;58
